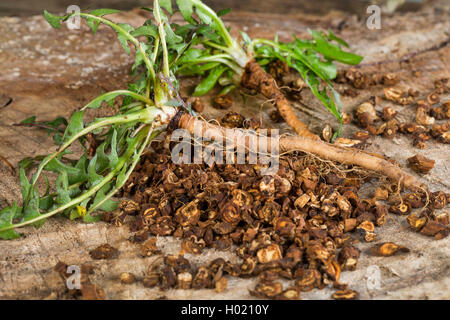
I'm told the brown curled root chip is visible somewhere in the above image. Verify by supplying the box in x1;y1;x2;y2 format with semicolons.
407;154;435;174
120;272;136;284
369;242;410;256
215;276;228;293
213;94;233;109
89;244;118;260
332;289;359;300
420;221;448;238
276;287;301;300
407;214;428;232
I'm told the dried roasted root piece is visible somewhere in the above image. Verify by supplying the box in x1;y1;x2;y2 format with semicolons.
89;244;118;260
420;221;448;239
215;276;228;293
120;272;136;284
213;94;233;109
276;287;300;300
384;87;414;105
407;154;435;174
114;135;449;299
416;107;435;126
407;214;428;231
187;97;204;113
332;289;359;300
177;272;193;289
143;273;160;288
389;202;412;215
369;242;410;257
338;246;361;271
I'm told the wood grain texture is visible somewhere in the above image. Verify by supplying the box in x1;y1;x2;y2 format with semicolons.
0;2;448;299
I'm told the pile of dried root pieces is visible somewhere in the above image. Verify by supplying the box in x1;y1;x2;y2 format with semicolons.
90;115;450;300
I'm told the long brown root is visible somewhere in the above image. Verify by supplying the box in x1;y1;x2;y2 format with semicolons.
241;60;320;140
175;113;425;192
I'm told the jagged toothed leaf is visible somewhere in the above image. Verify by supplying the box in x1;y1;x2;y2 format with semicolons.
19;168;43;227
69;153;88;185
291;60;341;120
108;129;119;168
17;115;67;146
131;25;158;38
86;18;101;34
301;51;337;80
132;43;150;72
240;31;252;46
39;195;54;211
159;0;173;14
197;24;221;43
84;92;119;109
89;8;120;17
45;117;68;130
87;154;103;187
42;173;51;197
158;10;183;44
178;61;220;76
195;5;213;25
23;187;43;228
20;116;36;124
217;8;231;17
115;166;127;188
44;10;62;29
176;0;196;24
116;23;135;54
83;213;102;223
178;48;205;62
19;168;31;198
55;171;71;206
327;29;349;48
45;157;82;176
91;183;118;212
193;65;227;96
63;111;84;143
95;142;110;173
308;29;362;66
0;203;21;239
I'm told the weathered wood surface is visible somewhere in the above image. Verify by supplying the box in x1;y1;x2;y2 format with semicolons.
0;2;449;299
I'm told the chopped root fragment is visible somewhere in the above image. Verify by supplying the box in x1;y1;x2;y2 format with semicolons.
407;154;435;174
369;242;410;257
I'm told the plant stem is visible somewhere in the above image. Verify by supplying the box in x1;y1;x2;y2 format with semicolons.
81;90;154;111
191;0;249;67
153;0;170;78
191;0;234;48
203;40;230;53
77;13;156;83
178;55;242;75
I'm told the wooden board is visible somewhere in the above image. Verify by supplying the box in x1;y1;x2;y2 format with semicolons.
0;2;449;299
